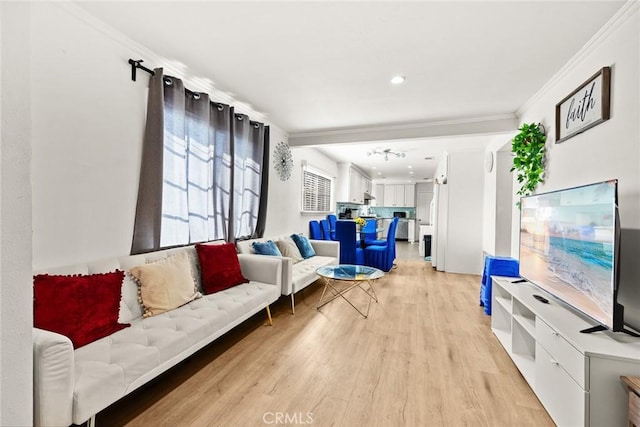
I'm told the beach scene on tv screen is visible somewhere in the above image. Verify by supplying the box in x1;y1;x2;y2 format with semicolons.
519;181;616;326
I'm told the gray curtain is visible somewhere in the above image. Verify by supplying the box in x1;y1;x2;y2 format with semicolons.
131;69;165;253
255;125;270;238
131;68;266;254
232;114;268;240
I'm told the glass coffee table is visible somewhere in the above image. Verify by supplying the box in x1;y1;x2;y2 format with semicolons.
316;264;384;318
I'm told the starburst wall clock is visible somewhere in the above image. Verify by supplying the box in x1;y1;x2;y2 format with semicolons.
273;141;293;181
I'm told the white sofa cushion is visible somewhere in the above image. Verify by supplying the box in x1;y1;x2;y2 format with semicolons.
236;235;339;296
33;244;283;426
68;279;279;424
291;256;336;292
119;273;144;324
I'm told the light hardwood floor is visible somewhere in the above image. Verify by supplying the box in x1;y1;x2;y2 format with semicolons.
97;254;553;426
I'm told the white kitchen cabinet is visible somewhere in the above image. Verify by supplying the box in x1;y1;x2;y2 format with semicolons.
382;184;415;207
491;277;640;427
404;185;415;207
361;175;371;195
372;184;384;206
337;163;370;204
383;184;403;207
349;169;363;204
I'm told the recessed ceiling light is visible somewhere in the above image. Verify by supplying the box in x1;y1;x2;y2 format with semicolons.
372;166;377;169
409;171;414;175
391;75;406;85
378;172;382;175
407;165;413;169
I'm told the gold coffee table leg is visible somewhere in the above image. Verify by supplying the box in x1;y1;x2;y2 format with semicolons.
317;277;378;318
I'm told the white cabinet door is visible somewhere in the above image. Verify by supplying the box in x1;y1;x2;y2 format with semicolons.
373;184;384;206
349;169;362;204
382;184;416;207
383;184;396;206
404;184;415;207
535;344;587;427
396;185;406;206
336;163;350;203
386;184;404;206
362;175;371;195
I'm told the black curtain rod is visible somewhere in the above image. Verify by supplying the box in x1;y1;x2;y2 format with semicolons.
128;59;155;82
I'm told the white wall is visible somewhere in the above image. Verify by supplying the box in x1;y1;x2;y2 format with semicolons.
266;145;338;237
482;139;500;256
494;150;514;256
514;4;640;328
0;4;335;423
432;150;484;274
30;3;145;270
482;135;515;257
445;151;485;274
515;3;639;239
29;3;290;269
432;153;448;270
0;3;33;425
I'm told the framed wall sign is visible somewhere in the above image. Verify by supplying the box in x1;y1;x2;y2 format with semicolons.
555;66;611;143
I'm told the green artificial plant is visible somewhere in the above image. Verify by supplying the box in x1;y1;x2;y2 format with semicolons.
510;122;546;207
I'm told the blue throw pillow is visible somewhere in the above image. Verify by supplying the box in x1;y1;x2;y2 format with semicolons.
290;234;316;259
252;240;282;256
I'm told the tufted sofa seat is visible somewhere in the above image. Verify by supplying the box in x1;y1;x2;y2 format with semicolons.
33;243;282;427
236;235;339;313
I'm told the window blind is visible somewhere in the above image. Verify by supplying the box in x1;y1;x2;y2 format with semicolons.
302;169;331;212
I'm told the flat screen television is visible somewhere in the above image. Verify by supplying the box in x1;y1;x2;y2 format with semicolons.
519;179;637;336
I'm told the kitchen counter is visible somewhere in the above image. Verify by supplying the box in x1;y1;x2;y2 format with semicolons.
419;224;433;235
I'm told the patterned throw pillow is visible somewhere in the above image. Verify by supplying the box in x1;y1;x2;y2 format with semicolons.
129;252;201;318
290;234;316;259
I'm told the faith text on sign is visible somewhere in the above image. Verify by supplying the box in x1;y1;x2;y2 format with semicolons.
555;67;611;143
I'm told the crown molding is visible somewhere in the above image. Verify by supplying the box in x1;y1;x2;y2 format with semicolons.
516;0;639;117
289;113;518;146
54;1;273;126
291;113;516;138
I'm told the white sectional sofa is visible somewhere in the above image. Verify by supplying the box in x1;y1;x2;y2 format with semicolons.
33;243;282;427
236;235;339;313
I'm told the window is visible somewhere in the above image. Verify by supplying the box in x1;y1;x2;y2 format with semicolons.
131;70;268;255
302;167;332;212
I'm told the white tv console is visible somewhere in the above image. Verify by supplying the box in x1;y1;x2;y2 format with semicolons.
491;276;640;427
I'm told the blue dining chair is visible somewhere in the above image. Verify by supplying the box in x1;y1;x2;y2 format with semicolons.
361;219;377;244
364;217;398;271
309;220;323;240
326;214;337;240
335;220;364;265
320;219;332;240
364;217;398;247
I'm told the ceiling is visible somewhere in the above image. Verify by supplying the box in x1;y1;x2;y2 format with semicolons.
77;1;625;181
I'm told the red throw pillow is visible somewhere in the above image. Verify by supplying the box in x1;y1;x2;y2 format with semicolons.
195;243;249;294
34;271;130;349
